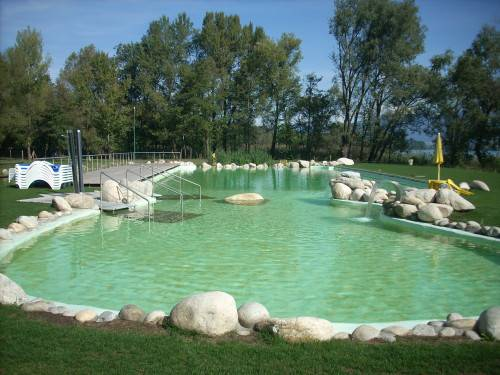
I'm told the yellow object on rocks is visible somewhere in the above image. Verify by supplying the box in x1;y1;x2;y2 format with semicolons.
428;179;474;196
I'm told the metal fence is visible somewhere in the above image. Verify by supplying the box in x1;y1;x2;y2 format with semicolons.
35;151;181;173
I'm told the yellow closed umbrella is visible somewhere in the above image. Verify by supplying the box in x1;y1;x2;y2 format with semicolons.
434;132;444;180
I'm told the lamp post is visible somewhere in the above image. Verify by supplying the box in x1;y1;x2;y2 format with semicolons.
133;106;136;160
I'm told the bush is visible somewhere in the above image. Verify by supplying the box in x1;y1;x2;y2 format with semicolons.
215;150;274;165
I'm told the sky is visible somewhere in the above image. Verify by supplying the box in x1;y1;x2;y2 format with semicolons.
1;0;499;88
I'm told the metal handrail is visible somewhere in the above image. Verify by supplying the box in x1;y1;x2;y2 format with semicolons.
99;171;152;216
143;164;201;204
126;167;184;220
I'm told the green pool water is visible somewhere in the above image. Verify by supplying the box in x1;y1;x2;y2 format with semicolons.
1;168;499;322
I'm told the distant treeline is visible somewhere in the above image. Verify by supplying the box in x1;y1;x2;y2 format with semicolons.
0;0;498;166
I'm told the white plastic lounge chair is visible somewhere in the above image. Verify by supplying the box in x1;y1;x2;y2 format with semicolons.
10;161;73;190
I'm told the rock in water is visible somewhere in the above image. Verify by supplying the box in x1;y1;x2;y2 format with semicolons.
298;160;310;168
477;306;500;340
0;273;28;305
224;193;265;205
170;291;238;336
118;304;146;322
237;302;270;329
331;182;352;200
336;157;354;166
288;162;299;169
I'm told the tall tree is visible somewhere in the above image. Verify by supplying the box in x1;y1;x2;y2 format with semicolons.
0;27;51;158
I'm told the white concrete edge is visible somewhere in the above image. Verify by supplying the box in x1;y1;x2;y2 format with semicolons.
331;198;500;244
0;209;100;262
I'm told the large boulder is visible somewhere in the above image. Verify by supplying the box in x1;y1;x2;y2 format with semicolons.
170;291;238;336
8;222;26;233
350;188;365;202
101;180;124;203
224;193;265;205
336;157;354;166
470;180;490;192
417;203;453;222
408;189;437;203
445;318;476;330
17;216;38;230
288;162;299;169
477;306;500;340
52;196;72;212
298;160;310;168
201;162;212;171
393;203;418;219
65;193;97;209
118;304;145;322
331;182;352;200
0;273;28;305
237;302;270;329
435;189;475;211
260;317;335;342
352;325;379;341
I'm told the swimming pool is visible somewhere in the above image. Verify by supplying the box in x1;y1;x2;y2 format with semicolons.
1;167;499;322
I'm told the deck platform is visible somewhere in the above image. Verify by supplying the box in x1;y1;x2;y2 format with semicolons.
83;163;177;185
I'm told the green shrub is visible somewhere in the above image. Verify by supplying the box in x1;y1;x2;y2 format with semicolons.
215;150;273;165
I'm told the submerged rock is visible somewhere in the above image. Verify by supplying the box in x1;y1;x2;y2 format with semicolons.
224;193;265;205
170;291;238;336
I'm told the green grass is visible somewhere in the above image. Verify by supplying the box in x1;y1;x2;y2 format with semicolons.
1;305;499;374
354;163;500;226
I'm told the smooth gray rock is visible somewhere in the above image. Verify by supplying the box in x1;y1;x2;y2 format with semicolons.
8;222;26;233
477;306;500;340
52;196;72;212
428;320;446;327
170;291;238;336
381;325;410;336
235;323;252;336
0;273;28;305
486;226;500;238
417;204;443;222
333;332;350;340
350;188;365;202
470;180;490;192
75;309;97;323
352;325;380;341
412;324;437;337
258;317;335;342
435;188;475;211
118;304;146;322
459;182;470;190
464;330;481;341
341;171;361;179
17;216;38;230
456;222;467;230
65;193;97;209
48;306;66;315
224;193;265;205
394;203;418;219
447;312;463;321
22;300;54;312
0;228;12;240
97;311;116;322
378;331;396;343
435;218;450;227
465;221;481;234
331;182;352;200
144;310;166;325
38;211;54;220
237;302;270;329
408;189;437;203
333;176;365;190
445;319;476;330
439;327;456;337
336;157;354;166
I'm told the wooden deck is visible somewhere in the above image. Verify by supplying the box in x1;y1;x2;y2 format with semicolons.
83;163;177;185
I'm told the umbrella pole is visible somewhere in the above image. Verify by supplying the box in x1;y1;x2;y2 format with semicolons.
437;164;441;180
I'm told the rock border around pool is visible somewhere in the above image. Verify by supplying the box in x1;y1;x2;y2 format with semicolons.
1;277;498;343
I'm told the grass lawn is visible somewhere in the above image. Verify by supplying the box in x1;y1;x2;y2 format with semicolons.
1;305;499;375
354;163;500;226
